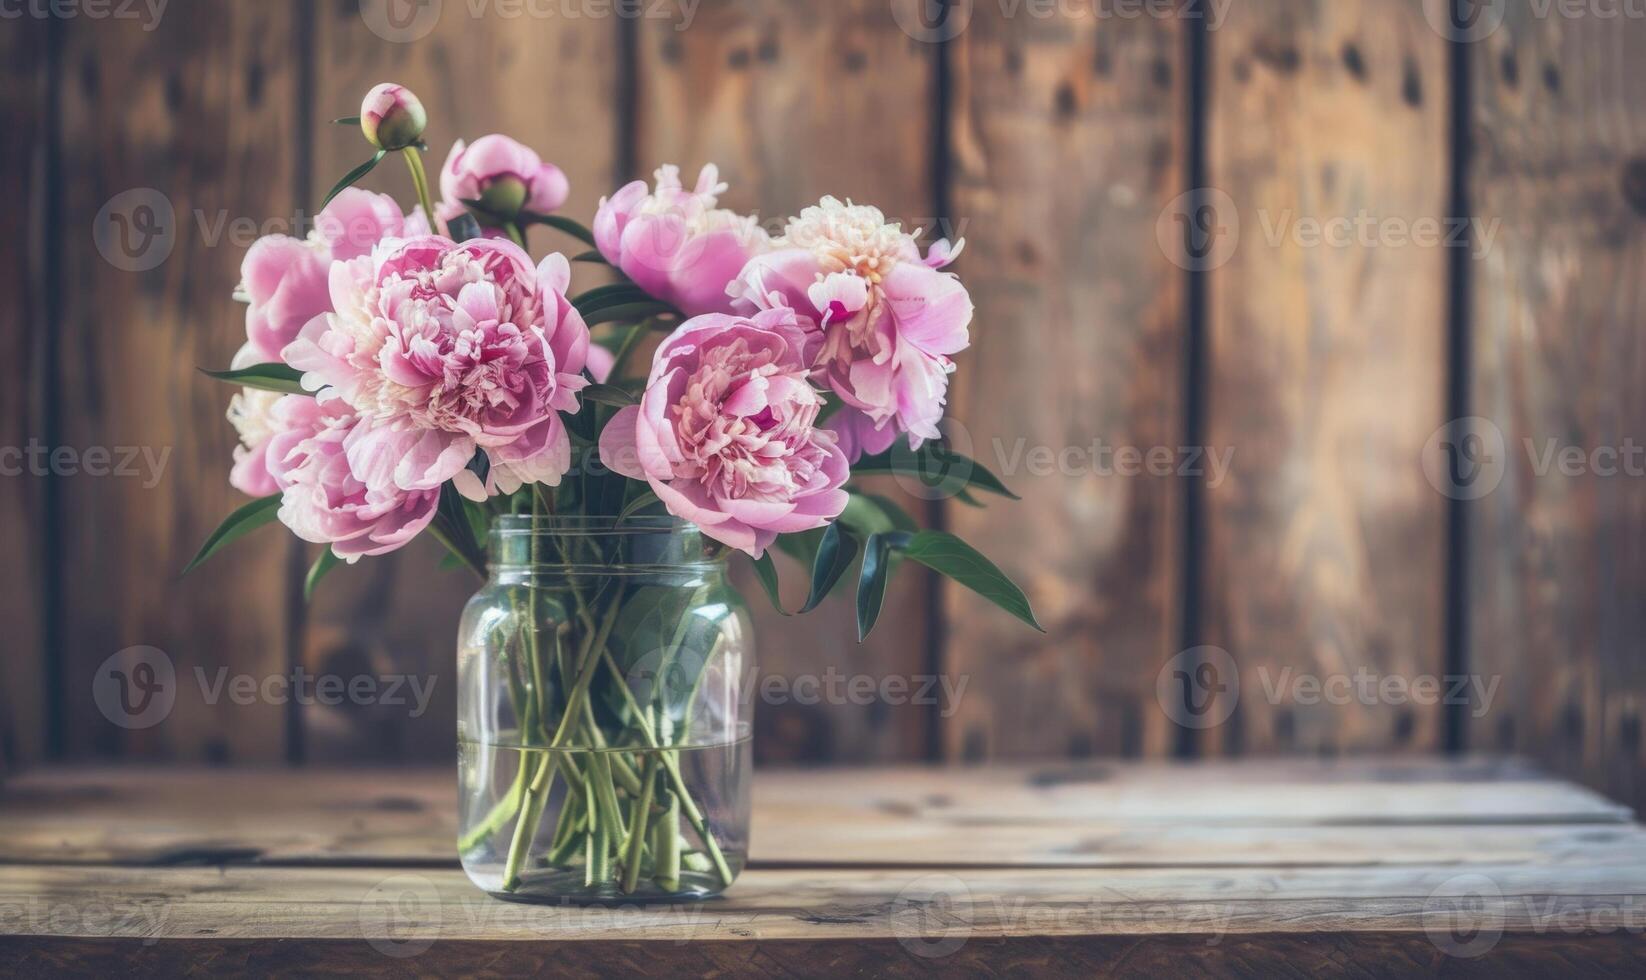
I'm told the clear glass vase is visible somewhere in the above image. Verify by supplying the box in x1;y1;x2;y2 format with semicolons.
456;516;754;903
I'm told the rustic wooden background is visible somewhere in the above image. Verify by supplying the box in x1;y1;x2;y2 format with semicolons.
0;0;1641;810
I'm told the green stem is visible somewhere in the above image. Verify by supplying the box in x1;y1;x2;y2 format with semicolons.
598;649;734;887
621;753;660;893
653;794;680;892
427;519;486;581
403;146;437;230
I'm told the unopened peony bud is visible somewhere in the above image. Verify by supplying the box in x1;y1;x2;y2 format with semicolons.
360;83;427;151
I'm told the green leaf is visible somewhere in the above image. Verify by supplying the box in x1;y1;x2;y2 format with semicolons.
183;495;282;575
200;363;308;395
571;250;610;264
582;383;638;408
304;549;342;602
901;530;1043;632
748;552;788;616
330;115;362;125
774;527;825;568
855;533;899;641
522;212;598;247
853;444;1021;501
840;492;918;537
583;302;677;327
801;523;859;614
572;283;655;316
616;490;661;524
321;150;387;209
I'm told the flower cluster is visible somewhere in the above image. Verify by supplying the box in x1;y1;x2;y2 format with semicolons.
207;82;990;571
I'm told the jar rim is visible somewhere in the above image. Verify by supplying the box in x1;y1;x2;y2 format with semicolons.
491;514;696;536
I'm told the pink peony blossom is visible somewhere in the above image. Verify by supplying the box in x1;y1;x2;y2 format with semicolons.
359;82;427;151
731;196;971;459
225;343;283;497
593;164;769;318
264;395;439;562
283;237;590;499
239;188;426;363
437;135;570;232
598;308;847;557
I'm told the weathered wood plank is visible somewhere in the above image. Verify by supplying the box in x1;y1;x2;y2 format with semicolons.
6;934;1645;979
5;861;1646;940
56;3;301;761
634;0;938;763
1202;0;1450;753
943;0;1185;760
1466;0;1646;816
0;14;50;773
304;1;621;763
0;759;1628;867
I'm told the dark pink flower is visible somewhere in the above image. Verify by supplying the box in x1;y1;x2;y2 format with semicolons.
598;308;846;557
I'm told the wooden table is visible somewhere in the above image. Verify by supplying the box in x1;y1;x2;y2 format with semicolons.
1;757;1643;975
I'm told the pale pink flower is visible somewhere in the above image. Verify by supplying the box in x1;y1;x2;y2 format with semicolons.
598;308;846;557
594;164;769;317
226;343;283;497
264;395;439;562
238;188;426;363
731;196;971;459
283;237;590;498
359;82;426;151
436;135;570;233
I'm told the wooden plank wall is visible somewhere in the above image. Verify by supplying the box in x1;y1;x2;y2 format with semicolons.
0;17;51;774
1466;4;1646;812
1201;0;1449;755
1;0;1642;810
945;3;1184;760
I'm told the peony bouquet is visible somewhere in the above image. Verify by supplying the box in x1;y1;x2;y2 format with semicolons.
191;84;1038;899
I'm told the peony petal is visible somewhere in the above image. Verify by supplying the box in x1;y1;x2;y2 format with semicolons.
597;406;648;480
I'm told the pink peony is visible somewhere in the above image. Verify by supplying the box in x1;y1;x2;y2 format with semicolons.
437;135;570;232
283;237;590;499
225;343;283;497
731;196;971;459
598;308;847;557
594;164;769;317
359;82;427;151
264;395;439;562
239;188;426;363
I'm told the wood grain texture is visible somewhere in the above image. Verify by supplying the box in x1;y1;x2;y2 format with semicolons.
303;1;621;763
5;933;1644;979
1465;4;1646;817
1202;0;1450;754
634;0;939;763
0;16;50;772
3;761;1643;972
56;3;301;761
943;0;1185;760
1;758;1628;867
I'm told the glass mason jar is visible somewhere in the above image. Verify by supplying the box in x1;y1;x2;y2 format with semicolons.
456;516;754;902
